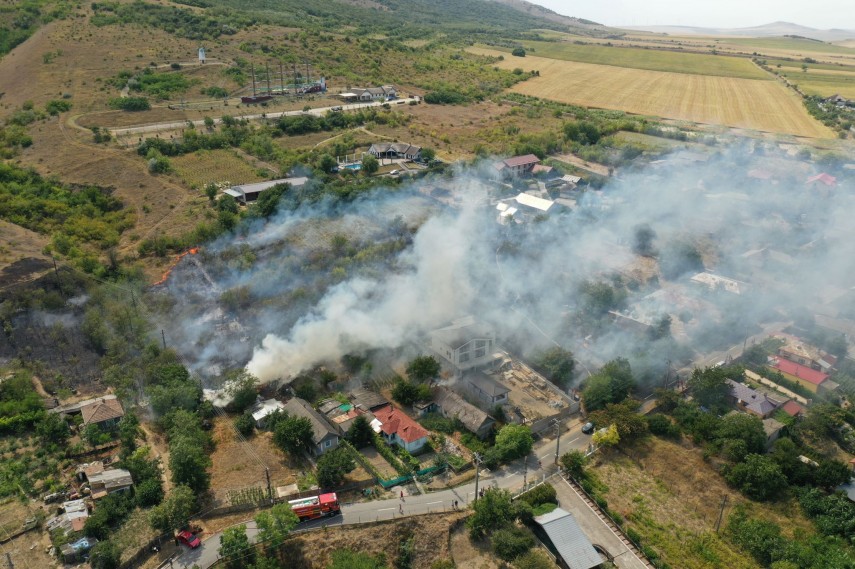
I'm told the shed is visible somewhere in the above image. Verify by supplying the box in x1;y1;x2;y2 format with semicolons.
87;468;133;499
351;388;390;412
251;398;286;428
533;508;603;569
433;387;495;439
466;372;510;406
224;177;309;204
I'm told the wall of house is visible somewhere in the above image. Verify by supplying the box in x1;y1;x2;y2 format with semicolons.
315;436;339;456
776;369;820;393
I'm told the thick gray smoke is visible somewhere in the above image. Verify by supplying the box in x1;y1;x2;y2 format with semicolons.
158;144;854;387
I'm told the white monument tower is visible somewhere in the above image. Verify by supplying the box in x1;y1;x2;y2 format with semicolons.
198;46;206;64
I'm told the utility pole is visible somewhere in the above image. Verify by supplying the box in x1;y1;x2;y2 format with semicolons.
553;418;561;465
161;329;167;350
265;467;272;502
523;454;528;489
5;552;13;569
714;495;728;533
473;452;481;502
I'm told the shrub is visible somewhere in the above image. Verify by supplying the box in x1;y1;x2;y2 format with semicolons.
492;526;535;560
108;97;151;111
512;47;526;57
517;483;557;508
235;413;254;437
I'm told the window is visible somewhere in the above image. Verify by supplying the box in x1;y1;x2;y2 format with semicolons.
325;440;332;448
460;353;470;363
475;348;486;358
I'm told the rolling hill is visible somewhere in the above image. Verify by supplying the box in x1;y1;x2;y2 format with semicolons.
623;21;855;42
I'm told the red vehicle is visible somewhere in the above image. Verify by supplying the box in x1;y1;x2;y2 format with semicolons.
288;493;341;521
177;530;201;549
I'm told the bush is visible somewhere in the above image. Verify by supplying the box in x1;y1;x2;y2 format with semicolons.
45;100;72;115
492;526;535;560
235;413;255;437
647;414;680;438
517;483;557;508
135;477;164;507
108;97;151;111
512;47;526;57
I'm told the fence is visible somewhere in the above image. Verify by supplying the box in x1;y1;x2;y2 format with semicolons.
529;406;578;437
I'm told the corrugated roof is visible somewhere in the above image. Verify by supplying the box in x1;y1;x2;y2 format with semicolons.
467;372;510;398
434;387;494;435
781;400;805;417
726;379;781;416
229;177;309;196
534;508;602;569
770;358;829;386
252;399;285;422
283;397;339;444
514;192;554;212
351;388;389;411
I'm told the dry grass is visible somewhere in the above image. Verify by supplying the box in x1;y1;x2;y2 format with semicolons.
592;437;818;569
171;149;265;189
208;415;303;505
470;48;834;138
277;512;466;569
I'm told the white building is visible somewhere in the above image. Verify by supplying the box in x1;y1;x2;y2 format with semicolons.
430;316;497;376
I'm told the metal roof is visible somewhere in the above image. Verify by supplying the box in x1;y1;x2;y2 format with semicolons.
228;177;309;197
534;508;602;569
283;397;340;444
466;372;510;397
514;192;554;212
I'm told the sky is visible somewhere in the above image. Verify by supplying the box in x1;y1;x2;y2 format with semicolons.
533;0;855;30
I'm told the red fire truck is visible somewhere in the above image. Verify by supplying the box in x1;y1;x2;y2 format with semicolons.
288;493;341;521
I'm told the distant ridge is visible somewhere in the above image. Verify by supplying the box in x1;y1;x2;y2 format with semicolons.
486;0;608;31
622;21;855;42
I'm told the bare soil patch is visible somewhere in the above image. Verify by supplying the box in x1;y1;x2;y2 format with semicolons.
449;520;501;569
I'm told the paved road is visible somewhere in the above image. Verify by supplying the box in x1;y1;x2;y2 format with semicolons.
171;418;592;569
108;98;419;138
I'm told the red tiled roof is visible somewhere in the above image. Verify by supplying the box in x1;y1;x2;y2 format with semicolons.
806;173;837;187
81;398;124;426
770;358;829;386
780;400;805;417
372;405;428;444
502;154;540;168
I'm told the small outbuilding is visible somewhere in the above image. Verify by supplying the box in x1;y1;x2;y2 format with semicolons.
533;508;603;569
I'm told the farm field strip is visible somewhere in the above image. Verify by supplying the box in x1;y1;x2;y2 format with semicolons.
505;39;770;79
470;48;834;138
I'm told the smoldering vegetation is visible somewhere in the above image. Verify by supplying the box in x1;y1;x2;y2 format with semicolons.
154;144;855;390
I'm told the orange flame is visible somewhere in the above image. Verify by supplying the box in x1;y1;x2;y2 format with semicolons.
153;247;200;286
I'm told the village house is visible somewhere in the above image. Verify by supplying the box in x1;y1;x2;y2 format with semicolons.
367;142;422;161
768;357;836;394
87;468;134;500
282;397;340;456
338;85;397;102
46;499;89;534
725;379;782;419
351;388;390;412
430;316;497;376
465;372;511;407
318;398;375;435
493;154;541;177
690;271;746;295
780;399;806;419
433;386;496;439
50;394;124;429
372;404;429;453
771;333;836;372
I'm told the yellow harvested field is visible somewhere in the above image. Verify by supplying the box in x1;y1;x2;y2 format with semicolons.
472;49;833;138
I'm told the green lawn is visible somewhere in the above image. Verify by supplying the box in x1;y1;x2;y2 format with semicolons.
510;40;770;80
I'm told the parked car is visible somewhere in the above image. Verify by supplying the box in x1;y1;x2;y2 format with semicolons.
177;530;201;549
581;422;595;435
389;169;399;175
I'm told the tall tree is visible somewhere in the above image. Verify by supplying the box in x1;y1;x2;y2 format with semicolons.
316;447;356;488
255;503;299;552
687;366;732;412
149;485;196;533
220;524;255;569
406;355;441;383
273;415;314;454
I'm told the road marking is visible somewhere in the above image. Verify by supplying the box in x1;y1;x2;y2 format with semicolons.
377;508;395;512
567;437;579;445
425;501;443;505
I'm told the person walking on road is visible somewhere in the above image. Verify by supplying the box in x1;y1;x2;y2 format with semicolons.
399;504;404;515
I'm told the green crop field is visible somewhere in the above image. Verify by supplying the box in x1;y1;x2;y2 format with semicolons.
766;58;855;73
507;40;770;80
726;37;855;55
788;72;855;98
